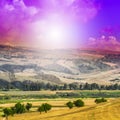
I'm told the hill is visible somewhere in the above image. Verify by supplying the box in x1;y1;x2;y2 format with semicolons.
0;45;120;87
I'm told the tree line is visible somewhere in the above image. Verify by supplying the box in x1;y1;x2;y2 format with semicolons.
1;80;120;91
3;102;52;120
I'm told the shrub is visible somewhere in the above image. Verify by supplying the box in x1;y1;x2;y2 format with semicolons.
101;98;107;102
10;107;16;115
66;101;74;109
44;103;52;112
95;98;107;104
38;105;44;114
2;102;28;119
74;99;84;107
26;103;32;111
38;103;52;113
14;102;26;114
3;108;14;120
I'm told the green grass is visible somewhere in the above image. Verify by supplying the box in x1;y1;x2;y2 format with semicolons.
0;90;120;101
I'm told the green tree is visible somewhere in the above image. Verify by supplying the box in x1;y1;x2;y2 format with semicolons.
66;101;73;109
95;98;107;104
38;103;52;113
44;103;52;112
14;102;26;114
3;108;14;120
26;103;32;111
38;105;45;114
63;84;67;90
74;99;84;107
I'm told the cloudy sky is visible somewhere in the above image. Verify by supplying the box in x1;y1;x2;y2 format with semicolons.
0;0;120;49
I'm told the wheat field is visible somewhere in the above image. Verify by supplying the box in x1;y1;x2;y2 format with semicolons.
1;98;119;120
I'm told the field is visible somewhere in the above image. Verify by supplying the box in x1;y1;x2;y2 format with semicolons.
0;90;120;120
0;98;120;120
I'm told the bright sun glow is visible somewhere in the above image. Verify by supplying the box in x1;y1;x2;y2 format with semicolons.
47;26;63;41
32;21;70;49
43;24;67;49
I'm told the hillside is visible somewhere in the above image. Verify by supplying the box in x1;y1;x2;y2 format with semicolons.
0;45;120;87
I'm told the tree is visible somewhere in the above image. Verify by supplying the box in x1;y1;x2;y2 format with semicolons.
95;98;107;104
69;83;78;90
42;103;52;113
14;102;26;114
38;103;52;113
74;99;84;107
63;84;67;90
66;101;73;109
38;105;44;114
26;103;32;111
3;108;14;120
101;98;107;102
83;83;91;90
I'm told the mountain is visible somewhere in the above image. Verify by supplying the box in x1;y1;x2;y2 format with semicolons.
0;44;120;88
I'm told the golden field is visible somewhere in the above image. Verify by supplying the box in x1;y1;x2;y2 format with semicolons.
0;98;120;120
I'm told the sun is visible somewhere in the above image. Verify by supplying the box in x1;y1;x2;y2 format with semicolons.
40;23;67;49
47;26;64;41
49;28;61;40
31;20;70;49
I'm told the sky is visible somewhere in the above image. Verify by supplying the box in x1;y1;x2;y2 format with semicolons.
0;0;120;49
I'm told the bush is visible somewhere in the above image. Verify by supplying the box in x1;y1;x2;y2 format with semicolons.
14;102;26;114
38;103;52;113
10;107;16;115
2;102;29;119
95;98;107;104
66;101;73;109
44;103;52;112
3;108;14;120
26;103;32;111
38;105;44;114
74;99;84;107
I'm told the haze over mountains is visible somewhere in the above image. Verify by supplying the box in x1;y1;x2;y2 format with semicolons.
0;41;120;88
86;36;120;52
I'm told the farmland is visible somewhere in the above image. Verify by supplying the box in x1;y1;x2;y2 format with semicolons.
0;46;120;120
0;97;119;120
0;90;119;120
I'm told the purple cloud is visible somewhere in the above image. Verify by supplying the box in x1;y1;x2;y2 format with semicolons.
0;0;100;48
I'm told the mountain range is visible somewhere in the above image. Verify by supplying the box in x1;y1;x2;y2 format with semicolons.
0;42;120;88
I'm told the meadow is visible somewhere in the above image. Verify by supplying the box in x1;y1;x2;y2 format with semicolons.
0;90;119;120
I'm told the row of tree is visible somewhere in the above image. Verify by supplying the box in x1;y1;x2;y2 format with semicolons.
3;102;32;120
3;102;52;120
3;98;107;120
19;81;120;90
1;80;120;91
66;98;107;109
3;100;84;119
